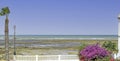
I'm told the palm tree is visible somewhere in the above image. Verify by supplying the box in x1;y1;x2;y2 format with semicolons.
13;25;16;55
0;7;10;61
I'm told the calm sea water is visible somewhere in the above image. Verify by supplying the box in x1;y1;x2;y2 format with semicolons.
0;35;118;40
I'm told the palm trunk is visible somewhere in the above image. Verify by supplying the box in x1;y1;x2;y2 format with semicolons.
5;15;9;61
14;25;16;55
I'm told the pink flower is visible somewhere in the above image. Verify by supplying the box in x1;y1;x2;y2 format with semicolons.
79;44;109;60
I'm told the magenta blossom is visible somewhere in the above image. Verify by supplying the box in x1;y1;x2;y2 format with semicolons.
79;44;109;60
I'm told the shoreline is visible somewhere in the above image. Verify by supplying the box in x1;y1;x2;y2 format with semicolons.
0;39;118;48
0;39;118;55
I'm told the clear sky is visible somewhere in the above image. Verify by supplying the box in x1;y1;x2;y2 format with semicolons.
0;0;120;35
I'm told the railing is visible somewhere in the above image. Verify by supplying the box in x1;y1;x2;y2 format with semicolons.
114;53;120;59
13;55;79;61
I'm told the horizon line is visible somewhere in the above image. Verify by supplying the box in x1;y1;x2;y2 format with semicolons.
0;34;117;36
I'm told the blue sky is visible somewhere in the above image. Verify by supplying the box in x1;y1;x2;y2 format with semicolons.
0;0;120;35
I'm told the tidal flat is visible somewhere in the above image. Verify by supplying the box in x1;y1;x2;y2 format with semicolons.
0;39;118;55
0;39;117;60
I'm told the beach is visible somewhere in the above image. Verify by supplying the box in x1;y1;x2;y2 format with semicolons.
0;35;118;60
0;39;118;55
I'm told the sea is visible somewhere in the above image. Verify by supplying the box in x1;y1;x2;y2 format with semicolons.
0;35;118;40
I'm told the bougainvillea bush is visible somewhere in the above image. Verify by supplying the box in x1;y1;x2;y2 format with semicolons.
79;44;110;61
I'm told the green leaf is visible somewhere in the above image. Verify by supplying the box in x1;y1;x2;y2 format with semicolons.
0;7;10;16
2;7;10;14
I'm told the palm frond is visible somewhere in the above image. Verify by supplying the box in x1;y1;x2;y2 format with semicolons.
0;7;10;16
2;7;10;14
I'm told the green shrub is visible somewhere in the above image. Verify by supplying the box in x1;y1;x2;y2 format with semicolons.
102;41;118;53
